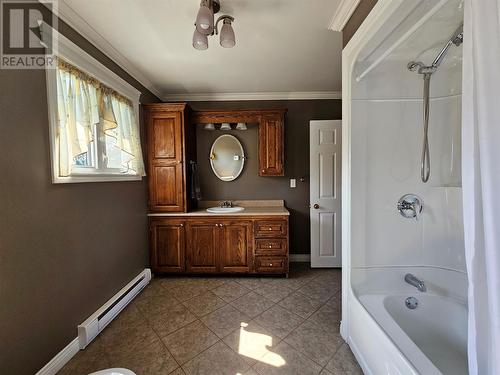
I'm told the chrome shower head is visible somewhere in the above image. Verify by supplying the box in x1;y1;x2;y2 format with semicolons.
409;23;464;75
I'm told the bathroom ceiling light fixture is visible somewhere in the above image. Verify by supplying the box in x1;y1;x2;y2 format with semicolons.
220;122;231;130
192;0;235;50
235;122;247;130
204;123;215;130
193;28;209;50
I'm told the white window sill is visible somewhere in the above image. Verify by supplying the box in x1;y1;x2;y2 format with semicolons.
52;174;143;184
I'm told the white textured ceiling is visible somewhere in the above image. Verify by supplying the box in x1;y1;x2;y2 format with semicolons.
61;0;343;100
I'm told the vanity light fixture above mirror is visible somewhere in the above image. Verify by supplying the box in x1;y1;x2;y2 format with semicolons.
201;122;248;131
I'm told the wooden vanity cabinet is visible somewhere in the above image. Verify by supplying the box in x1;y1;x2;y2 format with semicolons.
185;219;252;273
185;220;219;273
218;220;253;273
144;103;195;213
149;216;288;275
149;219;185;273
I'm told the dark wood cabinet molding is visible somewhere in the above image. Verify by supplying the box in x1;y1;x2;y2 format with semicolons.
191;108;287;124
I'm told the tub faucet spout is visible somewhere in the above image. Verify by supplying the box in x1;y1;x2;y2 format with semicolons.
404;273;426;292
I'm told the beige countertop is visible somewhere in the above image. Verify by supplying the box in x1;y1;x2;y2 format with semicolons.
148;200;290;217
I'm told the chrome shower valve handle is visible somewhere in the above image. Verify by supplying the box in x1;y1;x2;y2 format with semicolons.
398;194;424;220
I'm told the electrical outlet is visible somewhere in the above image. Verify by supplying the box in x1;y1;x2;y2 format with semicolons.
290;178;296;188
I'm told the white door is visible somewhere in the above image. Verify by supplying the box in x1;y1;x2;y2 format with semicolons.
310;120;342;267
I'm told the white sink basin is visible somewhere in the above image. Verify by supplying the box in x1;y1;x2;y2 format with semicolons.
206;206;245;213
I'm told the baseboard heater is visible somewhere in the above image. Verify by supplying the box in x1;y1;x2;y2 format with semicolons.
78;268;151;349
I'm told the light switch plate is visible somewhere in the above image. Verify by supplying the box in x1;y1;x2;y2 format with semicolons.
290;179;296;188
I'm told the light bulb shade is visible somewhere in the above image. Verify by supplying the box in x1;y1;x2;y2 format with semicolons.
235;122;247;130
220;22;235;48
196;5;214;35
193;28;208;50
204;123;215;130
220;123;231;130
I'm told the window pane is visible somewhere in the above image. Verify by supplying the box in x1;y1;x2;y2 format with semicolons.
71;128;96;169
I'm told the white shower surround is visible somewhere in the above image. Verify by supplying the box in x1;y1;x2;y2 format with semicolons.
341;0;466;374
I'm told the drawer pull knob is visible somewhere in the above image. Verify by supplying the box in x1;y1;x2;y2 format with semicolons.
269;245;272;248
269;227;272;230
269;263;273;266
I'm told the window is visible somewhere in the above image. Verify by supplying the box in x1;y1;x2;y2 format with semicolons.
45;27;145;183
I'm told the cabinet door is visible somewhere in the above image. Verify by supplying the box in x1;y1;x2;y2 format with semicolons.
218;221;253;273
186;220;219;273
259;113;284;176
147;110;185;212
150;220;185;273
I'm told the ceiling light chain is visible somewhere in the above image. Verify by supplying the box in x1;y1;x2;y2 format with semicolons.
192;0;235;50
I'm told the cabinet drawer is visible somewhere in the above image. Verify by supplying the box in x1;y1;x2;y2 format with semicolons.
255;239;287;255
255;220;288;237
255;256;287;273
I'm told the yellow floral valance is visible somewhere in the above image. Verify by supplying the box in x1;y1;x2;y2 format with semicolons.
57;58;132;106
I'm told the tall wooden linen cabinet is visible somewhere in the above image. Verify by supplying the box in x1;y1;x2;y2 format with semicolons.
144;103;195;213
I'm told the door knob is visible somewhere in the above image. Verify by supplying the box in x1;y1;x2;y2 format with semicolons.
313;204;320;209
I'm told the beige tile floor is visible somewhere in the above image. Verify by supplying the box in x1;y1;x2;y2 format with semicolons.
58;263;362;375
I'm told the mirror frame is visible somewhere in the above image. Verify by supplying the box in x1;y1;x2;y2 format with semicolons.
209;134;245;182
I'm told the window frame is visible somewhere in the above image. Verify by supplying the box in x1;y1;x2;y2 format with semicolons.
44;23;143;184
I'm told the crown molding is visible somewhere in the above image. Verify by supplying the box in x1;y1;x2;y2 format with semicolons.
47;0;163;99
162;91;342;102
329;0;362;32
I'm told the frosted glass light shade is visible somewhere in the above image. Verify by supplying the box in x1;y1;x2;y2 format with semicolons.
235;122;247;130
220;123;231;130
193;29;208;50
204;123;215;130
220;22;235;48
196;5;214;35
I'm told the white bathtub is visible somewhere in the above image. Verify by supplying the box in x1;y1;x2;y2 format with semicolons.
344;267;468;375
360;293;468;375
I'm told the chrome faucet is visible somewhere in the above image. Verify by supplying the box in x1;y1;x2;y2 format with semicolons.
219;200;233;208
404;273;426;292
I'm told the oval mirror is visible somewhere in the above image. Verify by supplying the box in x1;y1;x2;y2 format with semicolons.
209;135;245;181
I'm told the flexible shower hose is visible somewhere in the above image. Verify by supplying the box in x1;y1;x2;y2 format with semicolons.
421;73;431;183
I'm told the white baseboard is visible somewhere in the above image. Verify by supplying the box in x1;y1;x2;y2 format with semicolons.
35;337;79;375
290;254;311;262
35;268;151;375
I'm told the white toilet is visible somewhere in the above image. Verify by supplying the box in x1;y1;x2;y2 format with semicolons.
88;369;136;375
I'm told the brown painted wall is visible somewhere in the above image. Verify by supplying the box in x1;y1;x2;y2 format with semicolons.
0;19;159;375
190;100;342;255
342;0;378;47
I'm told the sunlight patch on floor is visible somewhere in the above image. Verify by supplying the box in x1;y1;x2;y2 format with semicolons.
237;322;285;367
